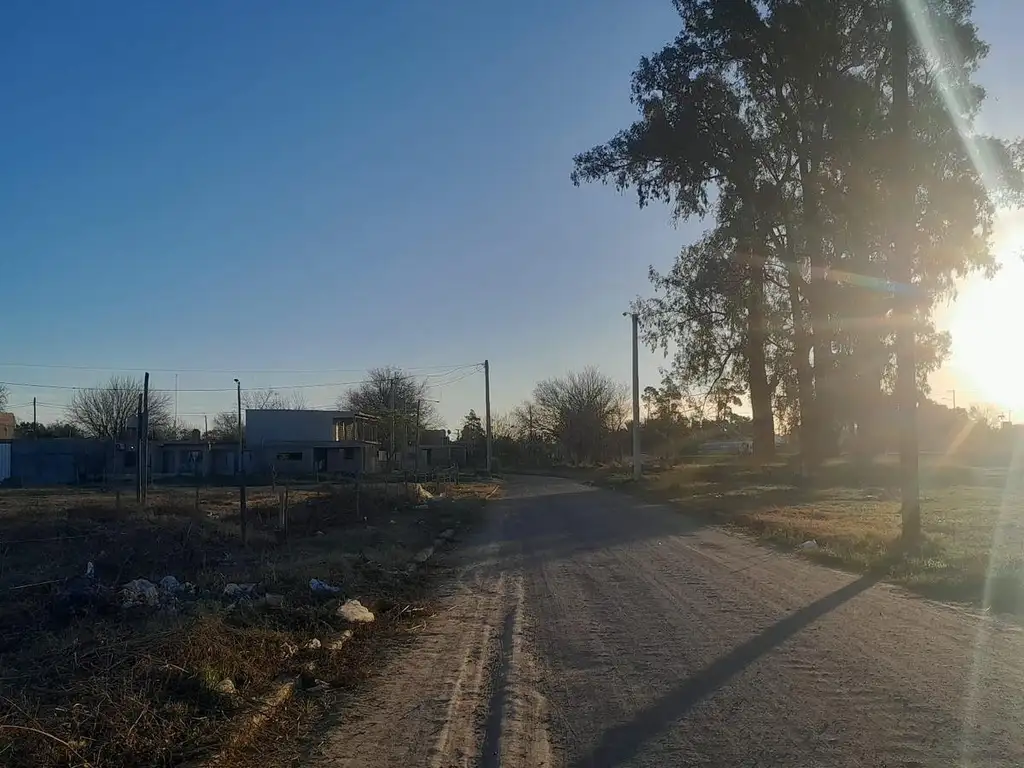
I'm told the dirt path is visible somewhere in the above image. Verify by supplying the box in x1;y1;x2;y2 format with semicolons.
313;475;1024;767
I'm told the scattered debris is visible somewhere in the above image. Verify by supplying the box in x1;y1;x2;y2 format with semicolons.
304;638;322;651
261;592;285;608
122;579;160;608
337;599;375;624
215;678;237;695
159;575;185;593
223;583;259;600
412;546;434;564
438;528;456;542
327;629;354;651
415;503;429;510
281;641;299;659
799;540;819;551
310;578;341;596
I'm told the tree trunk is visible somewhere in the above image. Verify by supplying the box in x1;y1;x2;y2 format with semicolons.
785;260;816;475
745;258;776;460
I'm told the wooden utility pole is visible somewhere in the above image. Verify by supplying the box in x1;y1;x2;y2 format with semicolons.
484;360;492;475
892;0;920;541
32;398;37;438
415;398;422;473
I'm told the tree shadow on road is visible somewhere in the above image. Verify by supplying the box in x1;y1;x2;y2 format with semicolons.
568;569;883;768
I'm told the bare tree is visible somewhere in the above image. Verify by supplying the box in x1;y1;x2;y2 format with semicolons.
68;375;172;439
242;388;308;410
338;366;439;451
207;411;239;441
0;384;9;412
533;367;627;464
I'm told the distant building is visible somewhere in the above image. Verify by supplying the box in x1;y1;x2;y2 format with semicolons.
245;409;380;476
0;413;14;441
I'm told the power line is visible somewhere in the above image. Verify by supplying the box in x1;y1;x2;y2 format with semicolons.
0;365;482;394
0;361;482;375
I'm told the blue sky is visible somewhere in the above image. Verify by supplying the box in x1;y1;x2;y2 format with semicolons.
1;0;1021;429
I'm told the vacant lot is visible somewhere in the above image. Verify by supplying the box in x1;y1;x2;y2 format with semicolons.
565;455;1024;609
0;479;497;767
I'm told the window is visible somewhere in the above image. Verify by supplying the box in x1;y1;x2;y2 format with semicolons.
276;452;303;462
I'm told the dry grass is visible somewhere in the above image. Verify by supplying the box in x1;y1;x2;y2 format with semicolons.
0;480;494;767
580;455;1024;608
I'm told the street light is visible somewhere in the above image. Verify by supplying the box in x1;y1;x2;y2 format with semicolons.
234;378;247;544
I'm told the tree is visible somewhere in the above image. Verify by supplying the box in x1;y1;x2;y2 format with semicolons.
243;388;307;410
14;420;84;438
532;368;627;464
0;384;8;412
207;411;240;442
459;409;486;447
573;0;1022;476
338;366;439;454
67;375;172;439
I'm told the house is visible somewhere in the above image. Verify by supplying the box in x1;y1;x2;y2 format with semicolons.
0;413;14;440
245;409;379;476
402;428;468;470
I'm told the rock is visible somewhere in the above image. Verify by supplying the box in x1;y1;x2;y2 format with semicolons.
215;678;237;695
304;638;322;650
309;578;341;596
159;575;184;593
337;599;375;624
439;528;456;542
327;630;354;651
262;593;285;608
412;546;434;564
799;540;819;551
122;579;160;608
223;583;258;600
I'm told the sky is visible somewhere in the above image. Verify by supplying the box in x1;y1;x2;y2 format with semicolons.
0;0;1022;431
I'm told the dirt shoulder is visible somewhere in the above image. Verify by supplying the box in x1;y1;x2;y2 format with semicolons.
0;479;498;767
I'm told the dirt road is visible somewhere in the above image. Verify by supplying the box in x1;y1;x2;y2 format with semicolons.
313;475;1024;767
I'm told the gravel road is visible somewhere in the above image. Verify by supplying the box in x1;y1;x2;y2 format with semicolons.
314;475;1024;767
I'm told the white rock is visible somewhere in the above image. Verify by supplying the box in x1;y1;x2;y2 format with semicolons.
304;638;322;650
337;599;375;624
799;540;819;551
215;678;237;695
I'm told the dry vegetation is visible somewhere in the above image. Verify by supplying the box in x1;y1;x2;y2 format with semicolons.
572;455;1024;608
0;479;498;767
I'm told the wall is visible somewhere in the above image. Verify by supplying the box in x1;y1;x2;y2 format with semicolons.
246;410;341;444
11;439;112;485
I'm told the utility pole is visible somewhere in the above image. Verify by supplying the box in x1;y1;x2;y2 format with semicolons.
628;312;641;481
142;372;150;504
389;380;396;473
32;397;37;438
948;390;956;410
235;378;247;544
415;399;422;473
484;360;493;475
136;393;144;502
892;0;920;542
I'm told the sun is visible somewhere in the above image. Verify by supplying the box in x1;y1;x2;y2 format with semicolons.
947;220;1024;413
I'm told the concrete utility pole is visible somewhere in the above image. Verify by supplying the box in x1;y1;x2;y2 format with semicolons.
389;381;396;472
235;378;247;544
142;372;150;504
136;393;143;502
628;313;642;481
32;397;36;438
415;399;422;472
892;0;920;541
484;360;492;475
